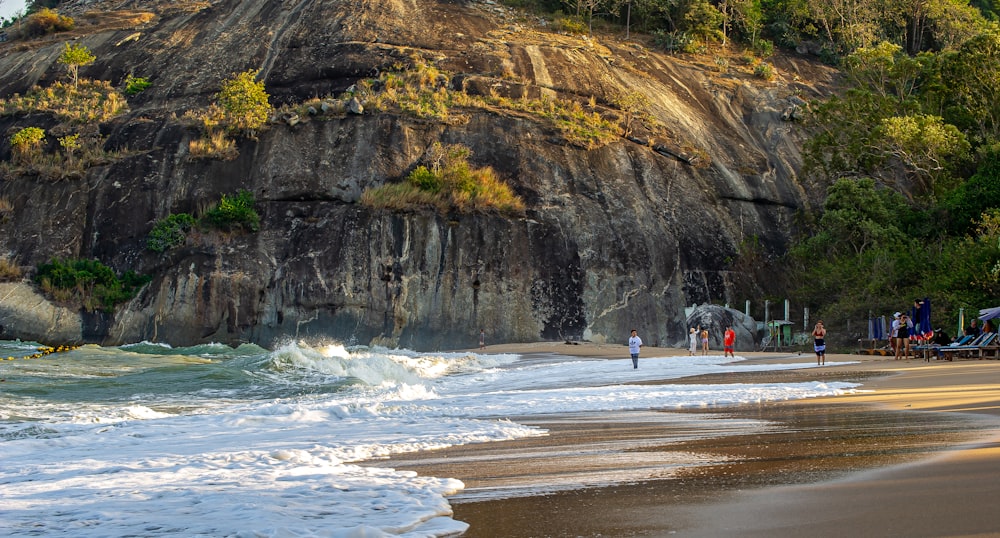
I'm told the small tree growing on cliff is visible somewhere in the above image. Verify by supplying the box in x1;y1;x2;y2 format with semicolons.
58;42;95;89
10;126;45;164
217;69;271;136
58;133;81;163
611;91;651;139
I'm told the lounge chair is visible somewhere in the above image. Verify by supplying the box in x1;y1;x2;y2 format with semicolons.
939;332;997;361
979;336;1000;359
915;334;973;361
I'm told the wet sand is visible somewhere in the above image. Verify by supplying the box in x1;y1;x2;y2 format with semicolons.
382;343;1000;536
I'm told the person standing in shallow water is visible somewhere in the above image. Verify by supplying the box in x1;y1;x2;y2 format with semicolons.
813;320;827;365
628;329;642;369
479;329;485;350
723;326;736;358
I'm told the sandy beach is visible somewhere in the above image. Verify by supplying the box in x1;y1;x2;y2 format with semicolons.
379;342;1000;537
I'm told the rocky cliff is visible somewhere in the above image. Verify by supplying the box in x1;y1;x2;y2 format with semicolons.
0;0;838;350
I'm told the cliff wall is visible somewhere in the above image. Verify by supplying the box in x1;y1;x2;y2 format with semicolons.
0;0;837;349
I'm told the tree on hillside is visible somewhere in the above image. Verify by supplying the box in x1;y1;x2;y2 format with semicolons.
217;69;271;136
923;0;987;51
971;0;1000;20
812;0;883;52
58;42;95;88
944;144;1000;234
731;0;764;47
806;42;926;182
880;113;970;197
786;178;921;324
938;28;1000;142
681;0;724;46
815;177;911;256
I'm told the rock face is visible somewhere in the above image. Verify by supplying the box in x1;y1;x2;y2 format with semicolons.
0;283;83;343
0;0;838;350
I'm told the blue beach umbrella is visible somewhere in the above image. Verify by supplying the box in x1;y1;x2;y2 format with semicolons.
912;298;932;341
868;315;886;341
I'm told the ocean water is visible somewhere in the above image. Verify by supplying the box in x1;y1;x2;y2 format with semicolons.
0;339;860;537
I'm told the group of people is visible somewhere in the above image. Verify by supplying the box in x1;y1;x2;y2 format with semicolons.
888;299;929;360
685;326;737;357
627;325;739;369
628;321;828;368
890;310;915;360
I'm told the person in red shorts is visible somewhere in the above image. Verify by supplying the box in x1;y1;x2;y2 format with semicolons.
723;326;736;358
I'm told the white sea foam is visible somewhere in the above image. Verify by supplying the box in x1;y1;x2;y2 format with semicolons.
0;341;860;537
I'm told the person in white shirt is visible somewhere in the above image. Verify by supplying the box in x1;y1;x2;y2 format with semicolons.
628;329;642;369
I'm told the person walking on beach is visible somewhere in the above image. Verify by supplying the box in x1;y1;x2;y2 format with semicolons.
723;326;736;358
689;327;698;356
895;313;913;360
813;320;827;365
890;312;901;356
479;329;486;350
700;327;709;355
628;329;642;369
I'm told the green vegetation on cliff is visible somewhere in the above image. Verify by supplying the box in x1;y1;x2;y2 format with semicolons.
146;213;196;253
361;143;525;215
357;56;621;149
782;25;1000;332
35;258;149;312
9;126;45;164
1;79;127;123
147;191;261;252
203;190;261;232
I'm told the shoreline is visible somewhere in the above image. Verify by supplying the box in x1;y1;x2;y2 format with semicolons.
390;342;1000;536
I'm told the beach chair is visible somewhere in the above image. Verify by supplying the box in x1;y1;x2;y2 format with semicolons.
939;332;996;361
915;334;973;361
978;335;1000;359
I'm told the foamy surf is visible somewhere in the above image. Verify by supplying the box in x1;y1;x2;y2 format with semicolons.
0;339;859;536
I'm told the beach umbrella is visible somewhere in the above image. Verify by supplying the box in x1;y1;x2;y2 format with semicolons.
978;306;1000;321
914;298;932;340
868;315;886;341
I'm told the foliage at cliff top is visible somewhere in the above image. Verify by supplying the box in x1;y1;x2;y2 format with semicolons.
0;80;128;123
361;143;525;216
35;258;150;312
513;0;997;60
